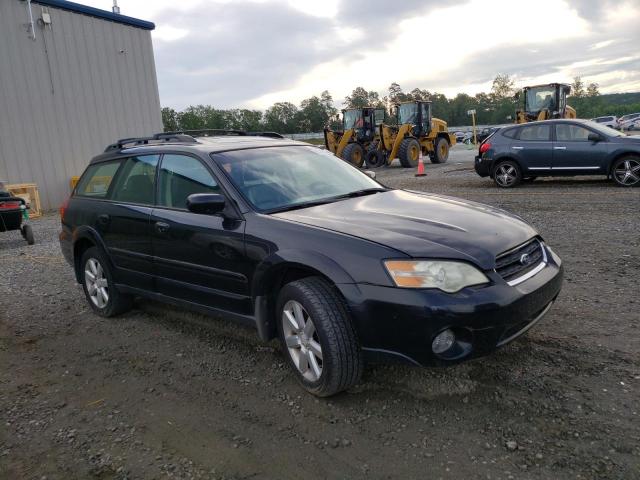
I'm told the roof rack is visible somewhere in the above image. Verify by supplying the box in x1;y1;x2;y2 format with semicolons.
104;129;285;153
104;133;198;152
170;129;285;139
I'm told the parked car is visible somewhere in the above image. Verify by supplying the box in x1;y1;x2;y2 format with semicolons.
60;132;563;396
617;113;640;130
474;119;640;187
476;127;500;143
454;131;465;142
590;115;617;128
619;116;640;132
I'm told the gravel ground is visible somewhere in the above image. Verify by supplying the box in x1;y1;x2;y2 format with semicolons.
1;147;639;479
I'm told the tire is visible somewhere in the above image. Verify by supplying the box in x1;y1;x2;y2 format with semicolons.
431;136;449;164
341;143;365;168
22;224;35;245
611;156;640;187
80;246;133;317
365;143;385;168
493;160;522;188
276;276;363;397
398;138;420;168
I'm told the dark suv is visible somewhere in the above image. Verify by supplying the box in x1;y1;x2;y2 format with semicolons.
60;131;563;396
475;119;640;187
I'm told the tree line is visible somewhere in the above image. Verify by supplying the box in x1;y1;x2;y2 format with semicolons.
162;75;640;133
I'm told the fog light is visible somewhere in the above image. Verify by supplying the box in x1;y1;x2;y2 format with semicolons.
432;329;456;354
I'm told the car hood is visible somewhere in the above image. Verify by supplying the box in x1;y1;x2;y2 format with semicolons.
274;190;537;269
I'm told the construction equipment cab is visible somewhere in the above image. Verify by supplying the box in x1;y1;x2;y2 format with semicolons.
379;101;456;168
515;83;576;123
323;107;385;167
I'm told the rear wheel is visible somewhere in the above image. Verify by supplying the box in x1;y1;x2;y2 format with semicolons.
81;247;133;317
21;224;35;245
365;143;385;168
398;138;420;168
341;143;364;168
431;137;449;163
611;156;640;187
493;160;522;188
276;277;363;397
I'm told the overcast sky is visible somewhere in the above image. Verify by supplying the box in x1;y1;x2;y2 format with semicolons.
85;0;640;110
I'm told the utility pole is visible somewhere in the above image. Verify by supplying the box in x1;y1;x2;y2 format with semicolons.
467;109;477;145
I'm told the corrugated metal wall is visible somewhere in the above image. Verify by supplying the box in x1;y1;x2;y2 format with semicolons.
0;0;163;210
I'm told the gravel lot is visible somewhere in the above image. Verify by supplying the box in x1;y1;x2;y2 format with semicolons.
1;145;639;479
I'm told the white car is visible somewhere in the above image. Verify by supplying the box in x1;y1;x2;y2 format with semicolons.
591;115;617;128
617;113;640;130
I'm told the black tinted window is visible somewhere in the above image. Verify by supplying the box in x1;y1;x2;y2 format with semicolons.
556;124;591;142
158;154;219;209
111;155;159;205
502;128;519;139
75;161;122;198
519;124;551;141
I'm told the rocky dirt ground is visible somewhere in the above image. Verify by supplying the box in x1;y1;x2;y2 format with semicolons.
1;147;639;479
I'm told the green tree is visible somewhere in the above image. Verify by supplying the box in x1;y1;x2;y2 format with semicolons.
586;82;600;97
344;87;383;109
571;76;586;98
161;107;179;132
263;102;298;133
491;74;515;100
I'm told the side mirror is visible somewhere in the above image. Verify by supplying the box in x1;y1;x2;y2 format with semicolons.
587;133;603;142
363;170;376;179
186;193;226;214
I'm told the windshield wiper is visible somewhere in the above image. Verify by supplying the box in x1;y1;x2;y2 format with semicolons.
330;187;389;200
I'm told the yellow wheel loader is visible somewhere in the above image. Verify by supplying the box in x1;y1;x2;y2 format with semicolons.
324;107;386;168
379;101;456;168
515;83;576;123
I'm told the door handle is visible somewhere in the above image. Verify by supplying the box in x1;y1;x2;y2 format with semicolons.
553;146;567;150
155;221;170;233
511;146;524;150
97;214;110;226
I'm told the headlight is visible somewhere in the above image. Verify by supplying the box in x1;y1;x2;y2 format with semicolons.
384;260;489;293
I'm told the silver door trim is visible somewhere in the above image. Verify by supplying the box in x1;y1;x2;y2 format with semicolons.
528;167;552;170
511;146;524;150
553;146;567;150
552;166;601;170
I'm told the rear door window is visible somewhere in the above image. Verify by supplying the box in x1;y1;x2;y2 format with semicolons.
518;124;551;141
110;155;160;205
556;124;591;142
158;154;220;210
75;161;122;198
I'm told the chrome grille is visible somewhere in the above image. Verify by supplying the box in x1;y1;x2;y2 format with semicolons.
495;239;545;285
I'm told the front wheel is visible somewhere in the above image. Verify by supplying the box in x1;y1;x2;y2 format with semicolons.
431;137;449;163
398;138;420;168
611;156;640;187
21;224;35;245
276;277;363;397
341;143;365;168
493;160;522;188
81;247;133;317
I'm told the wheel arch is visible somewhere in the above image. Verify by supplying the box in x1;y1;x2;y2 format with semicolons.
607;150;640;175
252;250;356;342
71;226;110;283
490;155;522;178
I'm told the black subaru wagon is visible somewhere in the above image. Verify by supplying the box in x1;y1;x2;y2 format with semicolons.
60;132;563;396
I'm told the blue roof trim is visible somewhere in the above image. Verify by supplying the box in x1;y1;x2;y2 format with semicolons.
34;0;155;30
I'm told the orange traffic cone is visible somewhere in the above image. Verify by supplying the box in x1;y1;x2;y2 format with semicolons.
415;150;427;177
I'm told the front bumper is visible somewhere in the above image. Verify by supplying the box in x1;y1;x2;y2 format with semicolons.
339;247;563;366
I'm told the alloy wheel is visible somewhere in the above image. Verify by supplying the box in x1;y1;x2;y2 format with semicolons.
614;159;640;186
85;258;109;308
495;164;518;187
282;300;323;382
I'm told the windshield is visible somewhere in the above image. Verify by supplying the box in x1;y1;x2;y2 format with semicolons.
525;87;556;112
585;121;625;137
343;110;363;130
213;146;384;212
398;103;418;125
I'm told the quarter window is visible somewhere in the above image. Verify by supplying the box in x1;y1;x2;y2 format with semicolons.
75;161;122;198
518;124;551;141
502;127;519;139
158;154;220;209
110;155;159;205
556;124;592;142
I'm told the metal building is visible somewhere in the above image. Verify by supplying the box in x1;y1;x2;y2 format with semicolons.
0;0;162;210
